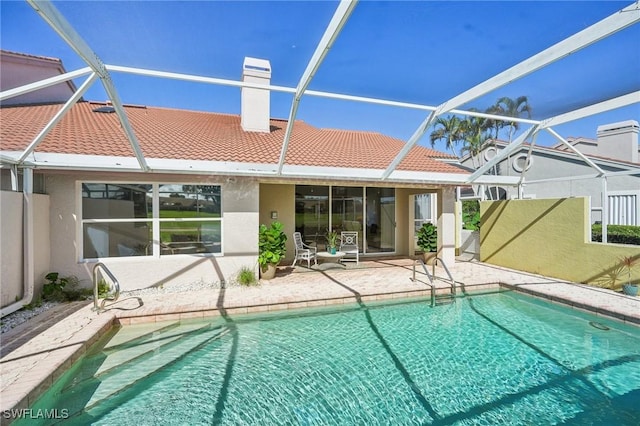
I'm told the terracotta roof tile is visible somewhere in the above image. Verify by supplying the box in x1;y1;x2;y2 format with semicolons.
0;101;465;174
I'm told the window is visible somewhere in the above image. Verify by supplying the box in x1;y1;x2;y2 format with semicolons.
81;183;221;259
413;193;435;252
414;193;434;232
158;184;222;255
512;154;533;172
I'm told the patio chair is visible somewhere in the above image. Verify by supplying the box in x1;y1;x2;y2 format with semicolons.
340;231;359;264
292;232;317;268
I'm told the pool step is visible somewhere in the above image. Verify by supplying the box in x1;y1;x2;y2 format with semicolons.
59;321;230;413
94;322;213;376
67;321;188;386
102;321;181;350
434;285;456;306
84;325;230;409
434;293;455;305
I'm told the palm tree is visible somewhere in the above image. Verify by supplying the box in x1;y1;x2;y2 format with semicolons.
495;96;532;142
484;103;505;140
460;114;491;169
429;115;464;157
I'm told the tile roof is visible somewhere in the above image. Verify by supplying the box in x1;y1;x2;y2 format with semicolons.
0;101;465;174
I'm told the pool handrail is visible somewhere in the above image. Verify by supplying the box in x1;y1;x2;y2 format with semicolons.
93;262;120;313
412;257;456;307
412;258;435;306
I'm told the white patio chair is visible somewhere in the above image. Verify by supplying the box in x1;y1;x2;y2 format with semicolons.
340;231;359;264
292;232;317;268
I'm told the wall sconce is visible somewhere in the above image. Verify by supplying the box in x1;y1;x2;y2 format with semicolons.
271;211;278;220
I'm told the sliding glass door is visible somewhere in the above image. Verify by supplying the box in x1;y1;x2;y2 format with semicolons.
295;185;395;254
295;185;329;250
332;186;363;251
366;187;395;253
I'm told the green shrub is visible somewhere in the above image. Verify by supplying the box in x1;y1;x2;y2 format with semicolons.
42;272;88;302
417;223;437;253
462;200;480;230
97;279;111;298
258;222;287;267
592;225;640;246
23;296;43;311
42;272;71;302
237;267;257;286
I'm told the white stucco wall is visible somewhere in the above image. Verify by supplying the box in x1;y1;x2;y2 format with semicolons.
460;230;480;255
1;191;50;308
437;187;456;265
1;191;22;307
45;174;259;291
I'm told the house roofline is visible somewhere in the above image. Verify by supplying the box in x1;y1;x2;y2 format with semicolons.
1;151;521;186
462;139;640;169
1;49;79;100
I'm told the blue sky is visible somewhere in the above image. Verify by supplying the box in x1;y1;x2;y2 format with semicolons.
1;0;639;154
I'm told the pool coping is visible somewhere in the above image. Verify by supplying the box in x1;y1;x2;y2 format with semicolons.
1;260;638;424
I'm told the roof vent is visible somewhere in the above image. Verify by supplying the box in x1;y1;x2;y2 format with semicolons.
93;105;115;113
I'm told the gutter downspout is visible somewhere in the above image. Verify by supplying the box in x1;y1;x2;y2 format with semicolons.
1;168;35;317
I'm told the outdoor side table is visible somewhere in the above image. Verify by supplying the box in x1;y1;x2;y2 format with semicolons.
316;251;346;265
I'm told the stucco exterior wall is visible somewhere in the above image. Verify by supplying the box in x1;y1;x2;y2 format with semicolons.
0;52;75;106
436;187;456;265
463;148;639;224
7;175;463;298
1;191;23;307
460;230;480;255
259;183;295;262
518;153;639;221
1;191;50;308
480;197;640;286
33;193;51;298
45;173;259;291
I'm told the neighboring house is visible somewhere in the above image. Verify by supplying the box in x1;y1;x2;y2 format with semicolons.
460;120;640;226
0;50;77;106
2;54;516;309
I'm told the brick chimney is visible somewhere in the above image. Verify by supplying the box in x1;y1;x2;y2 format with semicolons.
241;57;271;133
596;120;639;163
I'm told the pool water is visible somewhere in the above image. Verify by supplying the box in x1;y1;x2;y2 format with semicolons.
23;292;640;425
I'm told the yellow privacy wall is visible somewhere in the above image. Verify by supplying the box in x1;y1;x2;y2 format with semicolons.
480;197;640;286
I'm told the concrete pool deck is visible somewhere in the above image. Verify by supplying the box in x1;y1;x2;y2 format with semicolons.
1;258;638;422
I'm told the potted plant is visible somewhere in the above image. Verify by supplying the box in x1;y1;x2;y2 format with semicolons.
621;256;638;296
416;222;437;265
326;230;339;254
258;222;287;280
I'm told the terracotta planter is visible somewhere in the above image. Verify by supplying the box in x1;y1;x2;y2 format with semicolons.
423;252;437;266
260;263;277;280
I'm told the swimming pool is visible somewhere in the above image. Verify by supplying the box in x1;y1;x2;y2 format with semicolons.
21;292;640;425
